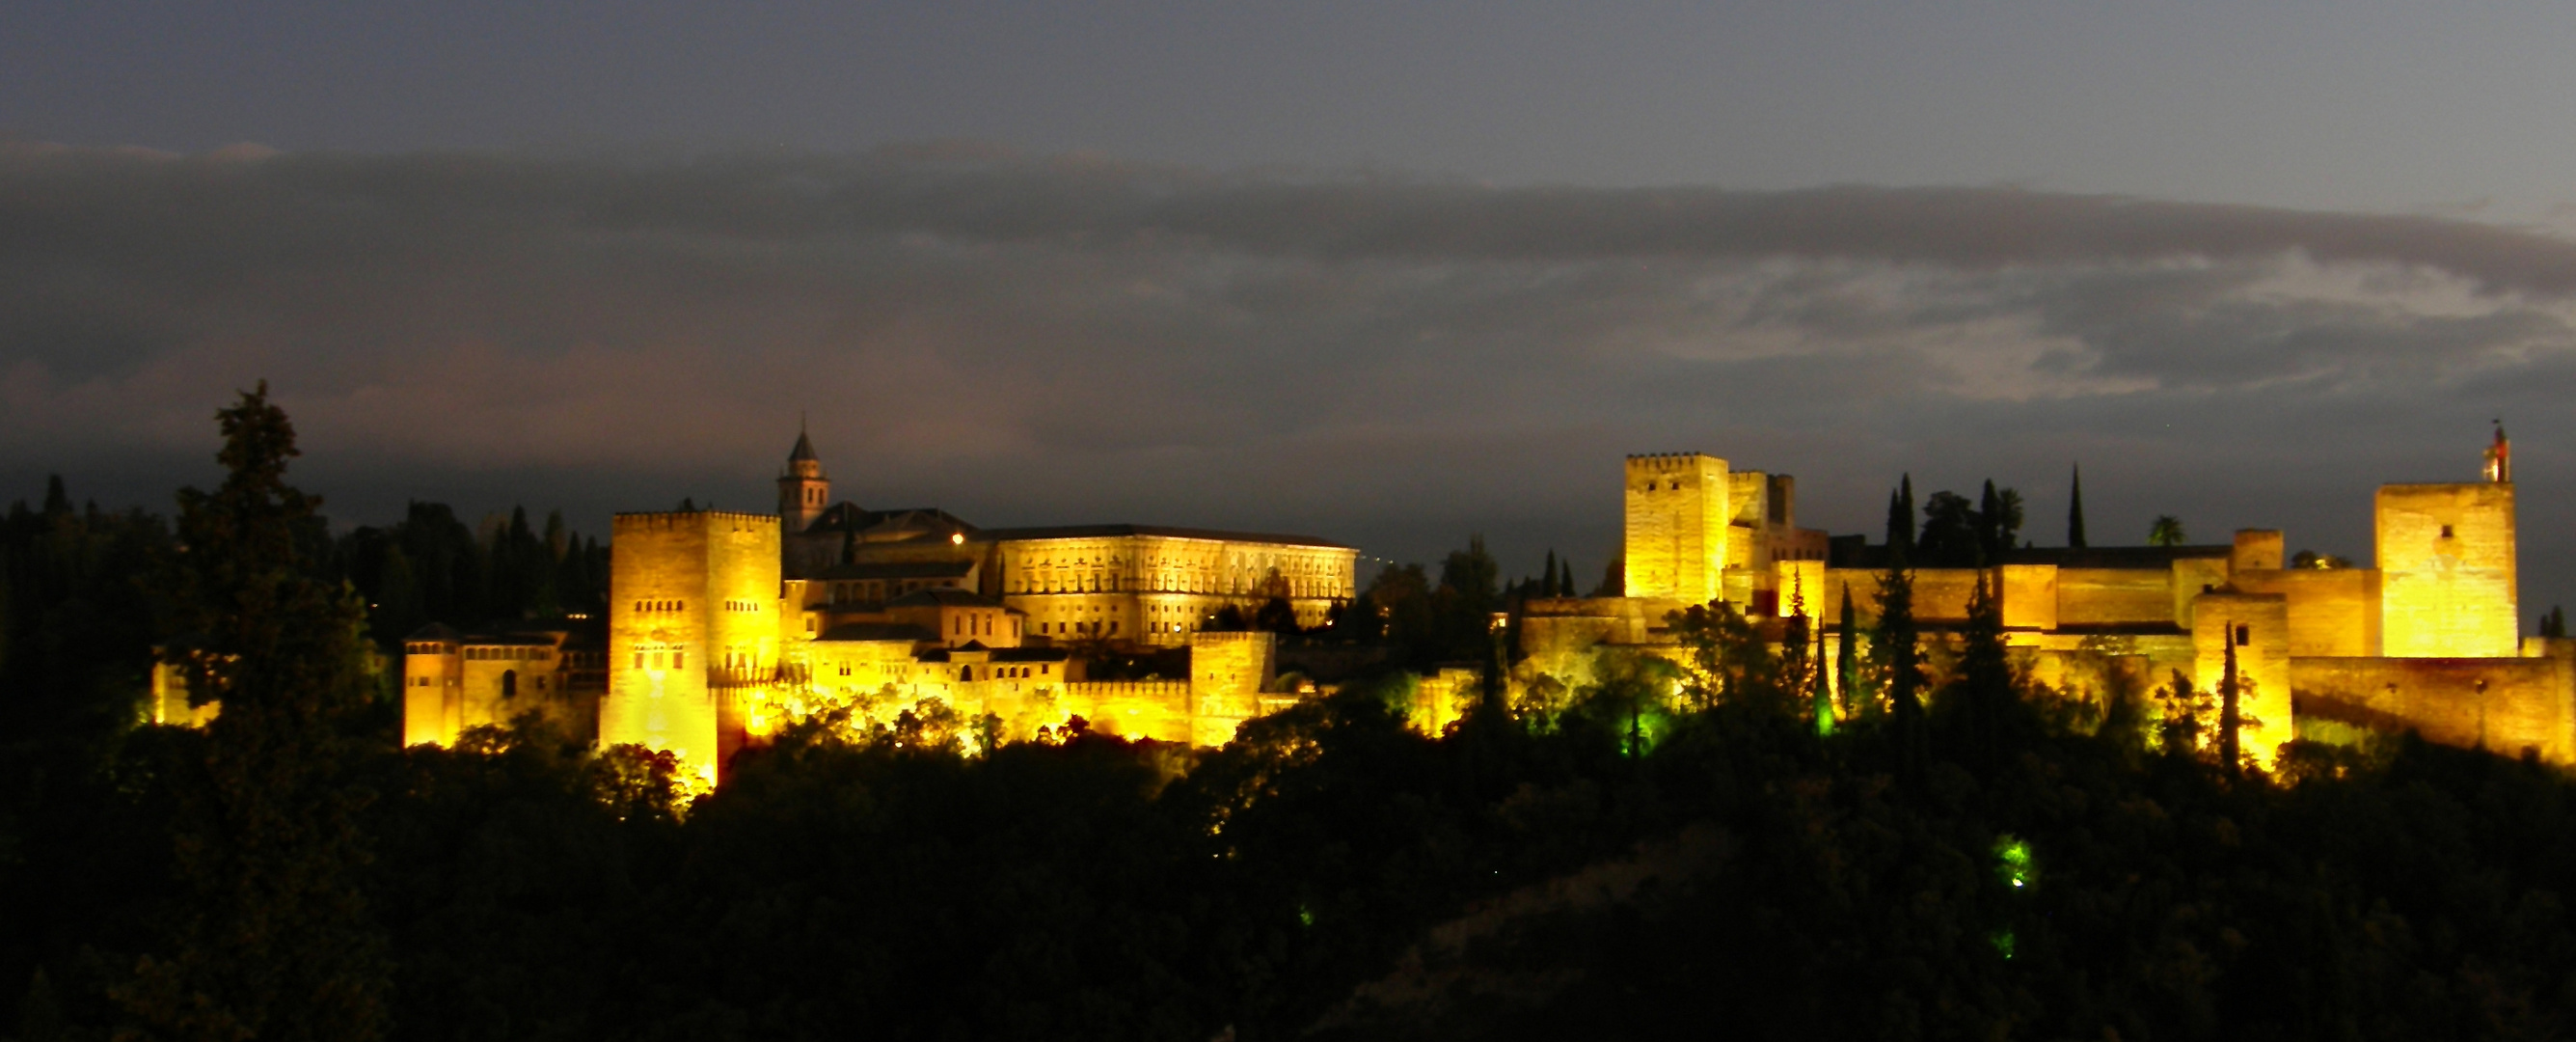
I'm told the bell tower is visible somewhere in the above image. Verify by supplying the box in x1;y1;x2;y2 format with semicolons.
777;423;829;535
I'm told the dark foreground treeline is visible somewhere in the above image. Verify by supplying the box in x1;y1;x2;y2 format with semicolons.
9;391;2576;1041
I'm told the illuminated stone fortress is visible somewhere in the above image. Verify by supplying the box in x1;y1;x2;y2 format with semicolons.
1524;427;2570;768
387;423;2567;786
402;430;1359;785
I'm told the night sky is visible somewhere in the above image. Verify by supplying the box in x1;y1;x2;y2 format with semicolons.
9;2;2576;614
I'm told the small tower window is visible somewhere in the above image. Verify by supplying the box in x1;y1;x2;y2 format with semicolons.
2235;624;2250;646
2441;525;2454;538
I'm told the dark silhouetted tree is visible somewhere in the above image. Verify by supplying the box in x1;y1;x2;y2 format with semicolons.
2149;515;2187;547
1873;562;1924;727
1836;585;1859;721
119;383;391;1042
1918;490;1981;566
2218;633;2242;779
2068;465;2087;547
1884;478;1915;562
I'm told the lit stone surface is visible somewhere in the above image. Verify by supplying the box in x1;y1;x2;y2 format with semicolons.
603;510;781;788
1624;453;1729;603
2191;591;2291;766
2378;483;2518;658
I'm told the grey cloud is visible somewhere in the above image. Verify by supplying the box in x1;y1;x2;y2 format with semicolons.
10;141;2576;607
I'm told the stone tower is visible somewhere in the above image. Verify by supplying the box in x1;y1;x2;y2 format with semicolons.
602;510;782;788
778;425;828;536
1623;453;1729;603
2378;479;2518;658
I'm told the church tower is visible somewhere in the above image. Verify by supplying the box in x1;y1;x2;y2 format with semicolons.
778;425;829;535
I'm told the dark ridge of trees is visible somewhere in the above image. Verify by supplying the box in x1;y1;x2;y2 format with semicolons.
1358;536;1504;670
332;502;610;645
1911;479;2026;566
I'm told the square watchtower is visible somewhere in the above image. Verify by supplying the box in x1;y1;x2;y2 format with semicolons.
1624;453;1730;603
2377;482;2517;658
604;510;782;787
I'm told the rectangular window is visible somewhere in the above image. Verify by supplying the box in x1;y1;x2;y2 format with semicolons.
2235;624;2250;646
674;651;685;670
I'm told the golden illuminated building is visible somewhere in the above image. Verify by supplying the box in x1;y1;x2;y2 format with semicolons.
392;431;1359;784
361;422;2571;782
599;509;783;788
1525;428;2576;767
399;620;606;748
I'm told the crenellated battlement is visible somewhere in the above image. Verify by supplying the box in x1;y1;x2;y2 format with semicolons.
1625;452;1724;474
614;510;779;532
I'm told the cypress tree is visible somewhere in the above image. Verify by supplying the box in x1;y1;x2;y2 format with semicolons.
1559;560;1577;600
2219;632;2243;778
1540;549;1559;596
1836;584;1858;720
1875;563;1923;725
1977;480;1999;560
2068;465;2088;548
1955;567;2013;770
1884;475;1916;563
1812;606;1834;735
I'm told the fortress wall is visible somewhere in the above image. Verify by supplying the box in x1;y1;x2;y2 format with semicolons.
1909;569;1981;623
2228;568;2381;658
2000;564;2059;631
1776;560;1827;621
1190;631;1280;747
2020;635;2197;699
2055;569;2176;626
2171;558;2231;628
2191;592;2293;764
1063;680;1194;743
1410;667;1481;735
1519;612;1625;686
1825;570;1884;625
1518;596;1694;686
2292;654;2575;763
2378;483;2518;658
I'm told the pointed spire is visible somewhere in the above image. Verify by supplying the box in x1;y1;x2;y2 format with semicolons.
789;417;819;464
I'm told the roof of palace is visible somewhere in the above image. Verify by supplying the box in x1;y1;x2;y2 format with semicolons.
974;523;1348;550
809;560;978;581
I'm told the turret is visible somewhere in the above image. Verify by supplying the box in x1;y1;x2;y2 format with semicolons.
778;424;829;535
